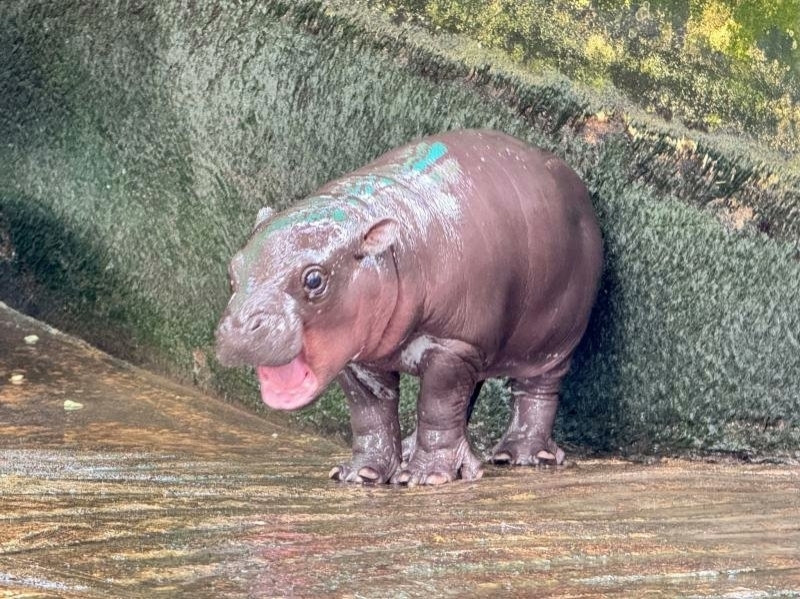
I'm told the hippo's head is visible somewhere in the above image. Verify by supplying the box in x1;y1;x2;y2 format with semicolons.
215;202;399;410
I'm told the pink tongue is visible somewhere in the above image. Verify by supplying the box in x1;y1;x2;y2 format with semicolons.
258;356;308;389
256;355;319;410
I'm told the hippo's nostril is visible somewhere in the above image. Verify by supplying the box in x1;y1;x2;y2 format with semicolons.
249;317;264;332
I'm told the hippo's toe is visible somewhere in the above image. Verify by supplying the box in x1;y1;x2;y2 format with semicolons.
329;454;399;485
391;439;483;486
491;436;566;467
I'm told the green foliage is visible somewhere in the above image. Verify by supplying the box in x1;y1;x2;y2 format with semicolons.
1;0;799;457
378;0;800;154
562;174;800;454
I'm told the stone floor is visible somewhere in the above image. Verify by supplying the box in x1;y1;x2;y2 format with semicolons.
0;301;798;598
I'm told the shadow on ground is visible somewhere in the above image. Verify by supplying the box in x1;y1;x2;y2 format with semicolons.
0;302;798;598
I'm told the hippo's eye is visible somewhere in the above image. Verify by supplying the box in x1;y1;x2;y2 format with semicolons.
302;266;327;299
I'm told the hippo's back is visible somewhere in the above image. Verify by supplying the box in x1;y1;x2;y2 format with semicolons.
322;130;603;376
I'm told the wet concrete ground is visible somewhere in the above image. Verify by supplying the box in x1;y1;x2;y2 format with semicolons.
1;301;798;598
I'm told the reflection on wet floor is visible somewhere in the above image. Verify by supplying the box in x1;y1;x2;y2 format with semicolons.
1;301;799;597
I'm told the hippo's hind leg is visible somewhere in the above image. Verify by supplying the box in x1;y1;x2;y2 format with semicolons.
492;359;571;467
392;340;484;486
330;365;401;484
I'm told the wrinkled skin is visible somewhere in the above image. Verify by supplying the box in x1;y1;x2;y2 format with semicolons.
216;129;603;485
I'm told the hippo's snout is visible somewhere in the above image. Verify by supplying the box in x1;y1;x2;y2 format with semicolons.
215;292;303;368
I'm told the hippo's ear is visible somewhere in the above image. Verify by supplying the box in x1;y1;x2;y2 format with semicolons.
360;218;398;256
254;206;275;230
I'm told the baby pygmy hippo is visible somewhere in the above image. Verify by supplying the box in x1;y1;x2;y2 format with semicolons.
216;129;602;485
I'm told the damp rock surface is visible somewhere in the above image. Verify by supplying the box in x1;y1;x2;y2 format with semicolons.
0;301;798;598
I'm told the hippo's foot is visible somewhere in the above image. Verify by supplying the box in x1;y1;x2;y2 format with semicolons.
391;438;483;486
491;435;565;467
329;452;400;484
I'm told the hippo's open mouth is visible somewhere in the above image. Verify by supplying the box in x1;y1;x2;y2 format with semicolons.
256;353;320;410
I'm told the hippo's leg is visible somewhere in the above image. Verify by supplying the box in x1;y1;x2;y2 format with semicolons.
491;359;571;467
330;365;401;484
392;342;483;485
400;381;484;465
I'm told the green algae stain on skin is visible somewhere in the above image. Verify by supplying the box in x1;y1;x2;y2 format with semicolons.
264;205;349;235
408;141;447;173
399;141;448;175
337;174;398;201
338;142;453;203
232;141;453;291
233;202;355;296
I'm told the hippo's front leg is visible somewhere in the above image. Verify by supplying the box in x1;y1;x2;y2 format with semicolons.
330;366;401;484
392;341;484;486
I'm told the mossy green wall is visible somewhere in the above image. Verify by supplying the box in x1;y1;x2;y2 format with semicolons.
1;0;798;456
379;0;800;158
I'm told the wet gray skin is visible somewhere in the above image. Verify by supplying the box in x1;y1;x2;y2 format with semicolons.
216;129;603;485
